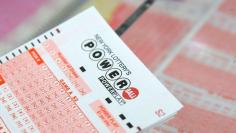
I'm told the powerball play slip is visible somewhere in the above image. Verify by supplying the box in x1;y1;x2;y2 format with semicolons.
0;7;182;133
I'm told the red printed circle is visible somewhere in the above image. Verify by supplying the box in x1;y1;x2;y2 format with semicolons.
122;87;139;100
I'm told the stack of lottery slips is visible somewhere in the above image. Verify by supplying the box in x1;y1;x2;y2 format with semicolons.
0;7;182;133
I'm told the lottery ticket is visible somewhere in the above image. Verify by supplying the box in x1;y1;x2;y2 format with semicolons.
148;0;236;132
0;7;182;133
109;0;220;70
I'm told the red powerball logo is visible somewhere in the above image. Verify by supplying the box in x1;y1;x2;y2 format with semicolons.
122;87;139;100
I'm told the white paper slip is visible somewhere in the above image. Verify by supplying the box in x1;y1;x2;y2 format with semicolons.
0;7;183;133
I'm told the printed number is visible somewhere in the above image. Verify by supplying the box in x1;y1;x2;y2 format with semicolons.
155;109;166;118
